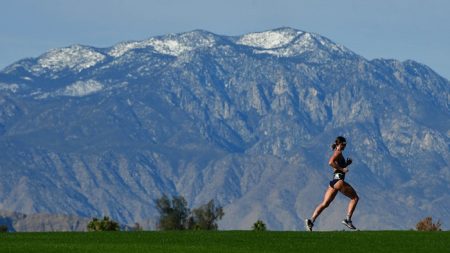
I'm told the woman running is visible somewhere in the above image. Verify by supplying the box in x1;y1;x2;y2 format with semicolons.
305;136;359;231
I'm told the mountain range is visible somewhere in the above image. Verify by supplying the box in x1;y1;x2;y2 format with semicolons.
0;27;448;231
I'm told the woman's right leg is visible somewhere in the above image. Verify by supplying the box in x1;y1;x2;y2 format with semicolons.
311;186;338;222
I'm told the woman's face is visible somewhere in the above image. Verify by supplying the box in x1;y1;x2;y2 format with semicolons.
338;142;347;151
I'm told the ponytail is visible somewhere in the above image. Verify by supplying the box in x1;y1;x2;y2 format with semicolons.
331;136;347;150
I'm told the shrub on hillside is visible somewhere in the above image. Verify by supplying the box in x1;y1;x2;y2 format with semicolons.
188;200;224;230
416;216;442;231
0;224;8;233
87;216;120;231
155;195;224;230
252;220;267;231
155;195;191;230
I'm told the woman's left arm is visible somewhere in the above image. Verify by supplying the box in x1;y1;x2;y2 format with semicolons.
346;157;352;167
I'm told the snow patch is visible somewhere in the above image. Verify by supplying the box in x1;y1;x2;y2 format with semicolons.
32;80;104;99
237;30;351;58
149;39;192;56
237;30;303;49
109;32;217;57
109;38;191;57
109;41;154;57
62;80;104;97
33;45;105;73
0;83;19;93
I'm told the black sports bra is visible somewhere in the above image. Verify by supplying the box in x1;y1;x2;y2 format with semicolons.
336;154;346;169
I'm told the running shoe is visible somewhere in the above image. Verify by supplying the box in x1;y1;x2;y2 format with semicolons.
305;219;314;232
342;219;356;230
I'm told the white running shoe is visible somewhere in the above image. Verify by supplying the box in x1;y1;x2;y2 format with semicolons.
342;219;356;230
305;219;314;232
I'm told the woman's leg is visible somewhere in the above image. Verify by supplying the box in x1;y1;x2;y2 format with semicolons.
311;186;338;222
336;181;359;220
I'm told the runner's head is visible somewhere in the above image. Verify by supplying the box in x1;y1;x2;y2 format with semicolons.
331;136;347;150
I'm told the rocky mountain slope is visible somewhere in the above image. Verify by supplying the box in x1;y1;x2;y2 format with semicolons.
0;209;90;232
0;27;448;230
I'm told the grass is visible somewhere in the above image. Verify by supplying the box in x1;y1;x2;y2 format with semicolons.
0;230;449;253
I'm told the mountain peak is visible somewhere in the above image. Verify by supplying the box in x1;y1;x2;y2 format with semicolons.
108;30;222;58
236;27;355;59
236;27;304;49
34;44;106;73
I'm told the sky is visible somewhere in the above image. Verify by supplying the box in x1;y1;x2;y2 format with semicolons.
1;0;449;80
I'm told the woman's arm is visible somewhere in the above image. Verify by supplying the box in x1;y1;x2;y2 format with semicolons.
328;150;348;173
346;157;353;167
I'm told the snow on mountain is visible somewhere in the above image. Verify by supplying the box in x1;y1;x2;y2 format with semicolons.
109;30;218;57
236;28;353;58
0;83;19;93
148;38;193;56
108;37;192;57
31;80;105;99
236;28;303;49
109;41;155;57
61;80;104;97
31;45;106;74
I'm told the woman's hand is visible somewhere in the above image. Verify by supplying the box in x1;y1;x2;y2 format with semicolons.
342;167;349;173
346;158;353;166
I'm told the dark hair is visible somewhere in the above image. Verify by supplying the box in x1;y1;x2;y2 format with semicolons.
331;136;347;150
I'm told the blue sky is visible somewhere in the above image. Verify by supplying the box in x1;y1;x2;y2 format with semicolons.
1;0;449;79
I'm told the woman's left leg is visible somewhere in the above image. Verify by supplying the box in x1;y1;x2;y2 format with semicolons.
339;182;359;220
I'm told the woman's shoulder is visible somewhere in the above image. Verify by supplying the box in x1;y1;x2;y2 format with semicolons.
329;149;342;160
333;149;343;155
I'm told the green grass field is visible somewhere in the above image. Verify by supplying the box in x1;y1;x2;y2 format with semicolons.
1;231;449;253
